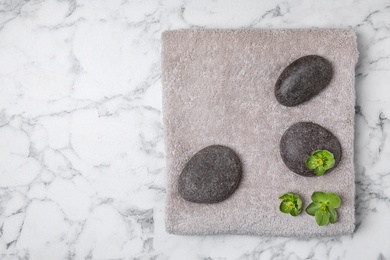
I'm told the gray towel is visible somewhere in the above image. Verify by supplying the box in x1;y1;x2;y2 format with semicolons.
162;29;358;237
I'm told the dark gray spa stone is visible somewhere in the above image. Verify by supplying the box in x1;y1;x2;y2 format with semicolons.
280;122;342;177
275;55;333;107
178;145;242;203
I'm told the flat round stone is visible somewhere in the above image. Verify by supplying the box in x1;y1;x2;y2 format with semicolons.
275;55;333;107
280;122;342;177
178;145;242;203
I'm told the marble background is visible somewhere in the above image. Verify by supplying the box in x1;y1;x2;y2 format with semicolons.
0;0;389;259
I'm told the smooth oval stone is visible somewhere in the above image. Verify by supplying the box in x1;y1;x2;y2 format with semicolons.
280;122;341;177
178;145;242;203
275;55;333;107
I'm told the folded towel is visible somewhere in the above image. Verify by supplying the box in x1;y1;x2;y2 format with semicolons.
162;29;358;237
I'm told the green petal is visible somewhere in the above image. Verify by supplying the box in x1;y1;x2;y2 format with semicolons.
279;194;290;200
323;159;335;170
315;210;330;226
305;202;321;216
323;154;335;169
311;192;327;203
312;150;324;157
280;202;292;213
290;207;300;216
315;166;326;176
322;150;335;160
328;207;337;224
296;197;303;211
327;193;341;208
306;156;318;169
279;193;294;200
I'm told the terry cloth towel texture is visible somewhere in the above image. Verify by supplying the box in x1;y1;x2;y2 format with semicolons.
162;29;358;237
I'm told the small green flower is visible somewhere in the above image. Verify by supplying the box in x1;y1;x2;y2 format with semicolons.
306;150;335;176
279;193;302;216
306;192;341;226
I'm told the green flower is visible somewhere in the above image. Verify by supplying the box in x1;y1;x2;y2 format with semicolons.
306;192;341;226
306;150;335;176
279;193;302;216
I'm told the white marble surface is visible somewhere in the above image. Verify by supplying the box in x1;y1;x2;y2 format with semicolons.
0;0;389;259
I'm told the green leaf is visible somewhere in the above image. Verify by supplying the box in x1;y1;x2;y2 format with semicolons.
328;206;337;224
305;202;322;216
315;166;326;176
311;192;327;203
290;207;300;216
306;156;318;169
280;202;292;213
327;193;341;208
315;210;330;226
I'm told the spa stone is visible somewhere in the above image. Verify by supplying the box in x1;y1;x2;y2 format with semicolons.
280;122;342;177
275;55;333;107
178;145;242;203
